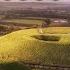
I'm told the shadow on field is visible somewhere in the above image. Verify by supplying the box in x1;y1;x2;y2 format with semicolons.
0;62;31;70
32;35;60;41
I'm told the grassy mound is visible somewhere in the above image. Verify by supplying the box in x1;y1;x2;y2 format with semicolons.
0;27;70;65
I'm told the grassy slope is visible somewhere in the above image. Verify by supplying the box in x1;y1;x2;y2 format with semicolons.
0;27;70;65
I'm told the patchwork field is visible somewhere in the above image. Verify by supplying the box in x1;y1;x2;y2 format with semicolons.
0;18;69;36
0;19;44;36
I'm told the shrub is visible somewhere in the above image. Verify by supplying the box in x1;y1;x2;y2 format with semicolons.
0;62;30;70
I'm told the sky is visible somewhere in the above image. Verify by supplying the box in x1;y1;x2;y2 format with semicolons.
0;0;70;2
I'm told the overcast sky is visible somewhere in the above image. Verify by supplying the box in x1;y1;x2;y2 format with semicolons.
0;0;70;2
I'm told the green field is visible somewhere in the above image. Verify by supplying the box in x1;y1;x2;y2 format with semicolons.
6;19;44;25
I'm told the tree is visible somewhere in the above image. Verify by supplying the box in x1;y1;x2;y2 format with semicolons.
44;18;51;26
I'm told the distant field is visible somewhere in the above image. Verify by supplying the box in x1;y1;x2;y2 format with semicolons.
44;27;70;34
2;18;70;27
5;19;44;25
0;19;44;36
0;18;70;36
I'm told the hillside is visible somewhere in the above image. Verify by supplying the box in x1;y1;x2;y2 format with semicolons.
0;27;70;66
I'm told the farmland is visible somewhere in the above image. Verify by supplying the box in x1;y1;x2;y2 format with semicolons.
5;19;43;24
0;19;44;36
0;17;70;70
0;2;70;70
0;27;70;70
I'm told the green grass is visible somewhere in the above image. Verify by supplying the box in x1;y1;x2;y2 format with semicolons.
0;27;70;66
6;19;44;25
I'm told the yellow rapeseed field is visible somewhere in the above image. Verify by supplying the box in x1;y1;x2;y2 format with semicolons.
0;27;70;65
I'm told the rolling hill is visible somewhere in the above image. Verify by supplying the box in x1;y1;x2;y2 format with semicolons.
0;27;70;66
